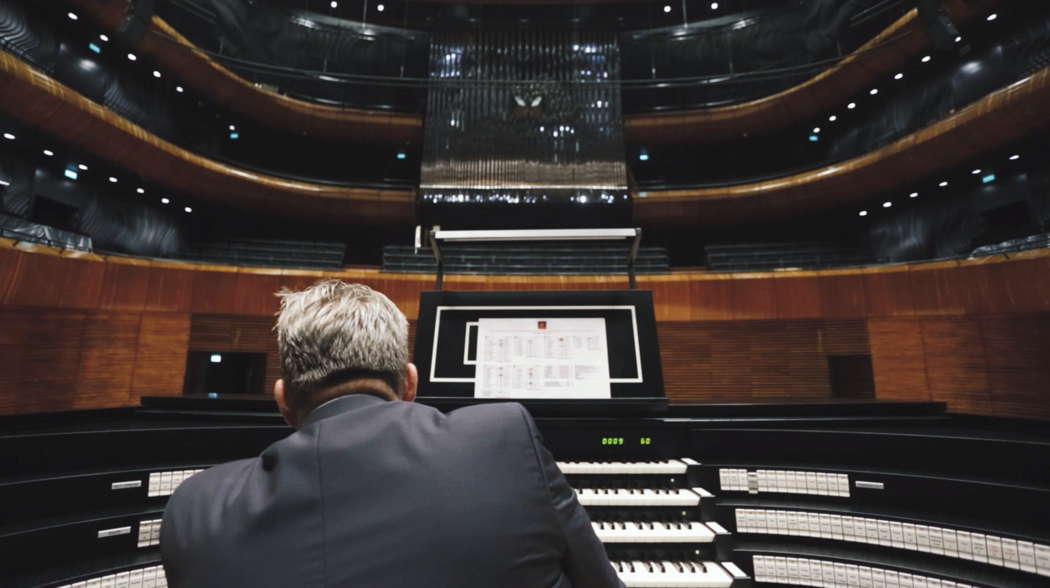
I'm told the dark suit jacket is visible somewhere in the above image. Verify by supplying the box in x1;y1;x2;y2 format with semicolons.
161;394;624;588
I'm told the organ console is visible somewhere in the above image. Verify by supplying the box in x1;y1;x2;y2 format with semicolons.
3;397;1049;588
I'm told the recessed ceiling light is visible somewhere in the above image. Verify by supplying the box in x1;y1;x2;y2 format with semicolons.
869;88;879;96
859;210;868;217
894;73;904;80
160;197;170;204
909;192;919;198
330;0;338;7
972;169;982;175
921;55;932;63
710;2;719;9
2;132;14;140
847;102;856;110
137;187;145;194
99;34;109;42
175;86;184;93
828;115;837;122
108;176;118;183
939;181;949;187
43;149;54;156
78;163;88;171
127;53;137;61
812;127;821;134
377;3;385;11
153;70;161;78
986;13;997;21
883;201;892;208
184;206;193;213
1009;154;1020;160
67;12;78;20
663;5;672;13
955;36;963;43
229;124;236;131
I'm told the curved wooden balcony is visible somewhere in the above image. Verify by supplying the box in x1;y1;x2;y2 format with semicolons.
0;51;415;226
63;0;422;144
634;64;1050;228
624;0;999;144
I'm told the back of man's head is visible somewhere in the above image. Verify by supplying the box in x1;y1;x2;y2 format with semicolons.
274;280;411;425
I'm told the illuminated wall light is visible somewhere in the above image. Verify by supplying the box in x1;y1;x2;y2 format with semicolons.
869;88;879;96
828;115;837;122
127;53;137;61
153;70;162;78
175;86;184;93
67;12;78;20
1009;154;1020;160
2;132;14;140
43;149;54;156
160;197;171;204
64;168;79;180
136;187;145;194
921;55;932;63
883;201;892;208
858;210;868;217
986;13;997;21
894;73;904;80
99;34;109;42
210;354;222;364
982;173;996;184
184;206;193;213
396;152;407;160
108;176;118;183
78;163;88;171
971;168;982;175
847;102;856;110
938;181;949;187
909;192;919;198
663;5;671;13
88;42;102;54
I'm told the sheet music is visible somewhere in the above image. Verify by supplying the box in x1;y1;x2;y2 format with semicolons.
474;318;611;399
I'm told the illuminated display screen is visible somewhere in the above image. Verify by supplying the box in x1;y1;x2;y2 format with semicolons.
600;435;653;446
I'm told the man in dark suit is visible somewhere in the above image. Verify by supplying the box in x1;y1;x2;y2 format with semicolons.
161;280;624;588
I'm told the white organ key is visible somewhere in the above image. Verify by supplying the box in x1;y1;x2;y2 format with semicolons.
613;560;734;588
592;521;716;543
576;487;702;507
558;460;689;475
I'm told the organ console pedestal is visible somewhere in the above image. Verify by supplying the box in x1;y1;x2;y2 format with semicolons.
2;397;1049;588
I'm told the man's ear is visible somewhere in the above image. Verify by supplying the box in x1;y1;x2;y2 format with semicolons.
274;378;297;428
402;363;418;403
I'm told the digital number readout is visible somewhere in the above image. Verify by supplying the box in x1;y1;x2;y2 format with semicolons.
600;436;653;446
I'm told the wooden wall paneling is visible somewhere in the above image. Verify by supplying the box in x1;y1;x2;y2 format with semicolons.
0;308;87;414
978;315;1050;419
130;313;191;400
189;315;280;395
990;253;1050;313
729;273;778;319
650;275;693;321
190;267;242;315
773;273;822;319
862;266;915;317
920;318;992;413
868;318;930;401
233;269;285;317
908;262;976;316
819;273;868;318
0;242;22;302
5;248;106;309
72;312;143;409
98;257;152;312
142;262;195;312
688;277;735;320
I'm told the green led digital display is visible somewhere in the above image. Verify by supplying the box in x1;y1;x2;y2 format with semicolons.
600;436;654;446
640;437;652;445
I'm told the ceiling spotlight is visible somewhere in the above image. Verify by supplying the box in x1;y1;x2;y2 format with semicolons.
1009;154;1020;160
2;132;14;140
43;149;54;156
921;55;932;63
663;5;672;13
67;12;78;20
78;163;88;171
137;187;145;194
160;197;170;205
828;115;837;122
711;2;719;9
986;13;997;21
909;192;919;198
812;127;821;134
859;210;868;217
869;88;879;96
153;70;161;78
847;102;856;110
883;201;892;208
184;206;193;213
330;0;338;7
108;176;118;183
127;53;137;61
99;34;109;42
229;124;236;131
894;73;904;80
955;36;963;43
972;169;982;175
939;181;949;187
377;3;385;11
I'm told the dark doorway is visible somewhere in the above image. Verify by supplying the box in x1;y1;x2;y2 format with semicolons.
30;196;80;233
827;355;875;399
183;351;267;396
